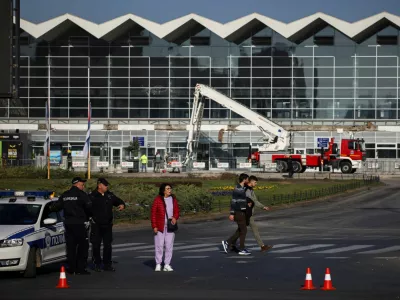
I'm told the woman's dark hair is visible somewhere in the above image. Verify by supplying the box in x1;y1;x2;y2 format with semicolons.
159;183;173;196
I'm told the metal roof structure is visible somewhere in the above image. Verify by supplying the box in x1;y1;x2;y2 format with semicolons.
18;12;400;42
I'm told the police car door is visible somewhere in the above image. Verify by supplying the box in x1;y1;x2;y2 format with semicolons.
40;203;66;263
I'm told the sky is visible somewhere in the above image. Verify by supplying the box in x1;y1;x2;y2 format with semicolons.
20;0;400;24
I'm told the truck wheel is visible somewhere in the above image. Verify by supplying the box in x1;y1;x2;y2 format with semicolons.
292;161;302;173
276;161;288;173
23;248;37;278
300;166;307;173
340;161;352;174
351;168;356;173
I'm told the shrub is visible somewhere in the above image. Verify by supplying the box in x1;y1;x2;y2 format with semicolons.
0;166;85;179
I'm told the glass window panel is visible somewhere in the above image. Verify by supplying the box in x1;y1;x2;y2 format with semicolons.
252;78;271;88
355;109;375;119
70;68;88;77
377;57;398;67
273;67;292;78
292;109;312;119
70;78;88;88
334;109;354;119
20;67;28;77
150;68;168;77
90;67;107;77
272;88;291;98
92;109;108;118
110;88;128;97
170;99;190;108
14;98;28;107
70;98;88;107
110;109;128;118
130;57;149;67
19;88;28;97
51;88;68;97
130;88;149;97
191;67;210;77
91;98;108;108
50;47;68;56
90;78;108;87
110;47;128;56
90;88;108;97
131;68;149;77
314;88;333;98
333;89;352;98
70;57;88;67
90;57;108;67
110;78;128;87
130;78;148;87
211;68;229;77
273;77;292;88
356;89;375;98
170;68;189;77
377;78;397;87
109;98;128;107
252;98;270;109
129;98;149;108
110;68;128;77
357;57;376;67
315;57;334;67
190;78;210;86
211;78;229;87
30;98;47;108
30;77;48;87
69;109;87;118
334;99;354;109
314;109;333;119
252;67;270;78
29;108;45;117
191;57;210;67
231;88;251;97
273;57;293;68
377;89;397;98
70;88;87;97
151;57;169;67
170;78;189;87
335;78;353;88
170;109;189;118
51;108;68;118
357;78;375;88
30;88;47;98
150;109;168;118
130;109;148;118
252;57;271;67
149;87;168;97
150;78;169;88
90;46;109;57
377;67;397;77
315;67;334;77
52;78;68;87
273;99;292;109
252;88;271;98
232;78;250;88
356;67;375;77
314;100;334;109
70;46;88;56
51;57;68;67
209;109;229;118
230;68;250;77
111;57;129;67
355;98;374;108
273;109;292;118
335;67;354;77
234;98;251;108
377;109;396;119
170;88;190;97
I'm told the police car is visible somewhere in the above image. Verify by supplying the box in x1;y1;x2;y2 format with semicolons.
0;191;66;278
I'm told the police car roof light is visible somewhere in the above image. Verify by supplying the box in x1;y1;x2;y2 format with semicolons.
0;191;54;198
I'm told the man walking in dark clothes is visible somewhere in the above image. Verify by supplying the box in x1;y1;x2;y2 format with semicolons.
222;173;251;256
287;156;294;178
89;178;125;272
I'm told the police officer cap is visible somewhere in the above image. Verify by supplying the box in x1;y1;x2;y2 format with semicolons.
72;177;87;184
97;178;109;186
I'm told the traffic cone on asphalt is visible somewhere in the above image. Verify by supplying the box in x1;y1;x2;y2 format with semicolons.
300;267;316;290
56;266;70;289
321;268;336;291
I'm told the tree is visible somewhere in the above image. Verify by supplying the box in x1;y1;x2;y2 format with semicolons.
125;138;140;159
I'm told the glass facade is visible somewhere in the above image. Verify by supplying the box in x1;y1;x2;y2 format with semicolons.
5;23;399;121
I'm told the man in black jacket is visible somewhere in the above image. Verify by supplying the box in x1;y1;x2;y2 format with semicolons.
89;178;125;272
50;177;92;275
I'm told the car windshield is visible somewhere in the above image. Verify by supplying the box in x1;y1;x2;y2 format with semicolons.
0;204;42;225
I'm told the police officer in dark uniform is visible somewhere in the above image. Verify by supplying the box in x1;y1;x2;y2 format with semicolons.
89;178;125;272
50;177;92;275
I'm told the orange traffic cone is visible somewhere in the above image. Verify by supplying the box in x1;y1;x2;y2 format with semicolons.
301;267;316;290
321;268;336;291
56;266;70;289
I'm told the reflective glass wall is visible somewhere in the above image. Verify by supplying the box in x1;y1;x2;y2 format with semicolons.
3;23;399;120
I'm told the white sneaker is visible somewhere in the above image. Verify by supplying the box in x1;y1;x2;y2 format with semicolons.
163;265;174;272
155;264;161;272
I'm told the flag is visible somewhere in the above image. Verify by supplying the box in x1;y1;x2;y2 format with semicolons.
82;102;91;158
43;100;50;157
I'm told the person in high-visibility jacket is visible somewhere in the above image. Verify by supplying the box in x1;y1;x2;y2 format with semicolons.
140;154;148;172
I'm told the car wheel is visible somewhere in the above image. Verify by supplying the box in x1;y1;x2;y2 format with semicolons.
23;248;37;278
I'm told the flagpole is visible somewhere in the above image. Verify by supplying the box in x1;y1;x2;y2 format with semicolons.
47;64;51;180
87;67;90;179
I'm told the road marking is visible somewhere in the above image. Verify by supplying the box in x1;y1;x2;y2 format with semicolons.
358;246;400;254
248;243;297;251
276;257;302;259
181;256;209;259
135;256;154;259
113;242;146;249
271;244;335;253
374;257;398;260
184;247;220;253
325;257;349;259
172;244;216;251
226;256;254;259
113;243;185;253
312;245;374;254
236;261;249;264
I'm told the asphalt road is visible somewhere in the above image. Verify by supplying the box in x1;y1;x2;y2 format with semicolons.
2;179;400;299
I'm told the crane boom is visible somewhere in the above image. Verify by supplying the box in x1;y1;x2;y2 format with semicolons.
183;84;290;165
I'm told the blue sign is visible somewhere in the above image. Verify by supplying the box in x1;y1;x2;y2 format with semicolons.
317;138;329;148
133;137;145;147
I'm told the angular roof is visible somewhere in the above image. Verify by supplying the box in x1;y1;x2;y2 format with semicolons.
18;12;400;42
